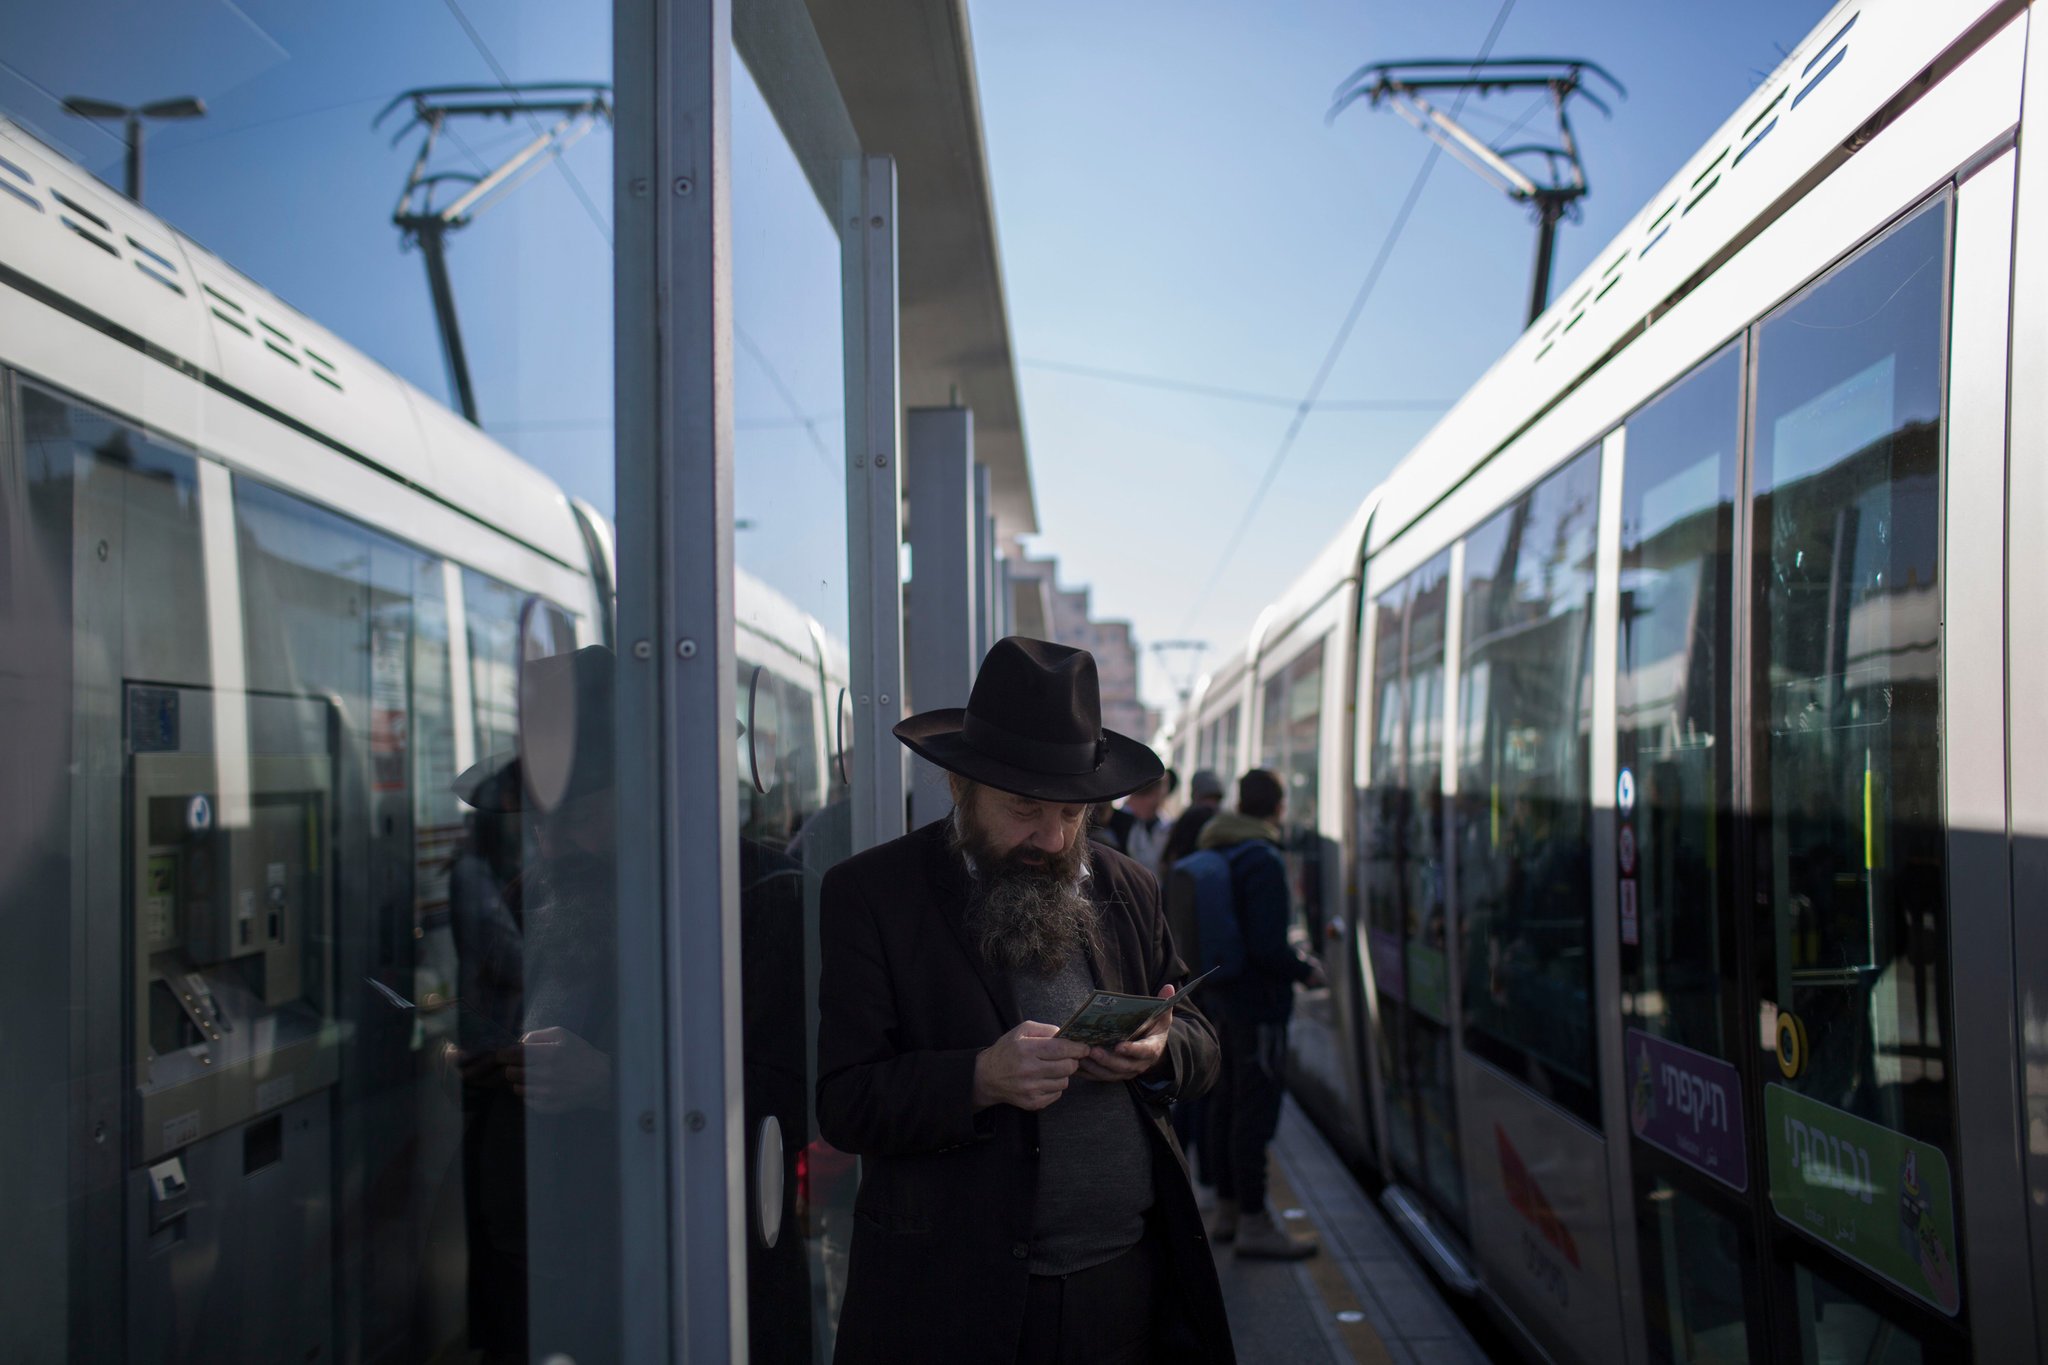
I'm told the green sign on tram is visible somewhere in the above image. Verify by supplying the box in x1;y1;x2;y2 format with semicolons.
1763;1084;1960;1316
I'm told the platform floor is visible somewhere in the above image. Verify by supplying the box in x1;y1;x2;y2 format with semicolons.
1209;1099;1498;1365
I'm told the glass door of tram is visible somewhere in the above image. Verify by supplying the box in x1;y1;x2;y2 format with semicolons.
1618;191;1969;1363
1366;554;1468;1236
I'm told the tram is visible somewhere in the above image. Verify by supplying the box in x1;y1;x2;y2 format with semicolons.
0;109;849;1360
1169;1;2047;1359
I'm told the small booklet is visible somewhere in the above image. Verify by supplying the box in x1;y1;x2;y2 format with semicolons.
1055;966;1219;1047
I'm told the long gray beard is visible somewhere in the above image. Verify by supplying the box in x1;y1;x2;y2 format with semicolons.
967;873;1100;975
951;806;1099;974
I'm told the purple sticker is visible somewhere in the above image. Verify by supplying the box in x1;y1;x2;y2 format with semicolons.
1369;927;1405;1003
1627;1028;1747;1191
1619;879;1640;947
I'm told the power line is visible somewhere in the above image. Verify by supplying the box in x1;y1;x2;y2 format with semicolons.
1177;0;1517;634
440;0;613;248
735;327;838;473
1021;357;1452;413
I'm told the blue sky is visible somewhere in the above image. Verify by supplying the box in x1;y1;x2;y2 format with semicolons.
3;0;1838;715
967;0;1837;713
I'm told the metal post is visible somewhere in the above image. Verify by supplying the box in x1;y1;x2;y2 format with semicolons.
906;408;976;829
608;0;676;1351
124;114;142;203
613;0;741;1352
973;461;994;662
844;156;905;852
1527;195;1565;326
413;224;480;424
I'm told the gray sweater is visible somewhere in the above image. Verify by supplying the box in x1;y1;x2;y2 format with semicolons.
1011;950;1156;1275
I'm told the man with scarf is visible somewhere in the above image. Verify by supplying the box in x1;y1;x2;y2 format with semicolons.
1197;768;1324;1260
816;637;1233;1364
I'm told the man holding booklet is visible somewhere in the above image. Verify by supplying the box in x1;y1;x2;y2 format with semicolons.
816;637;1234;1365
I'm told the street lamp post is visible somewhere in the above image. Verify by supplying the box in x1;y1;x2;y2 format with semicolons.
60;95;207;204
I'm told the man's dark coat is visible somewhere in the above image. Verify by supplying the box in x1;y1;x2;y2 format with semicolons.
816;819;1235;1364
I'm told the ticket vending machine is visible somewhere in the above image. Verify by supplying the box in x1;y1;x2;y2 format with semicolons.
124;683;339;1364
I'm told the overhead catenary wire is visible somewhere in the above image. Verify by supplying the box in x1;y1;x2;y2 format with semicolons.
1022;357;1452;413
441;0;613;248
1176;0;1518;634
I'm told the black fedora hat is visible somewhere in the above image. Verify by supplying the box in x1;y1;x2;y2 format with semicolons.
894;636;1163;803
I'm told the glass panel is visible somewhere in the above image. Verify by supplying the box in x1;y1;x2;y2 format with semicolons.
0;0;622;1354
732;39;853;1361
1619;345;1740;1057
1362;555;1462;1224
1639;1177;1753;1365
1751;198;1949;1148
1457;447;1602;1123
1258;639;1326;940
1795;1262;1928;1365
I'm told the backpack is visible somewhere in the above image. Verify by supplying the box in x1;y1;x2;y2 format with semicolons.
1164;843;1264;982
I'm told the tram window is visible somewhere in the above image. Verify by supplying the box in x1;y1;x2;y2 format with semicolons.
1618;344;1740;1058
465;570;527;762
1751;197;1949;1145
7;385;217;1361
19;386;213;684
1364;555;1464;1222
1639;1178;1752;1364
1457;445;1602;1122
1259;638;1326;933
1793;1262;1927;1365
1259;641;1323;828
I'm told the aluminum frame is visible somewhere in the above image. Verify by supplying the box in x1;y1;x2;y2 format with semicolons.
905;406;975;830
2002;7;2048;1352
1943;145;2035;1364
612;0;739;1351
844;155;906;856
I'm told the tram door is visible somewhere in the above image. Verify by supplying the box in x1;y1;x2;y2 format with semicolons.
1365;553;1467;1233
1619;194;1967;1362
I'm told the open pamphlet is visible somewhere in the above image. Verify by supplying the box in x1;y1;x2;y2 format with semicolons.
1055;966;1219;1047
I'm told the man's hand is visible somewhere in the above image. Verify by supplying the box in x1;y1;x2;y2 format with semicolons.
973;1021;1092;1111
1303;956;1329;991
1077;983;1174;1083
509;1025;613;1114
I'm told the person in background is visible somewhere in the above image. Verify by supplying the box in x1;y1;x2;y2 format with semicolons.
1199;768;1324;1260
815;637;1231;1365
1086;799;1120;849
1161;766;1230;1184
1159;768;1225;877
1104;769;1176;876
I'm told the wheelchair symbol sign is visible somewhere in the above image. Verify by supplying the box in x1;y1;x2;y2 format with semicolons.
1617;769;1636;815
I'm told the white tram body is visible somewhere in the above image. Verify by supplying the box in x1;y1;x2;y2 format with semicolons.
1176;1;2048;1359
0;110;847;1359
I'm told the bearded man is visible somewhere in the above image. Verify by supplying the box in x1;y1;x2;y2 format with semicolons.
816;637;1233;1365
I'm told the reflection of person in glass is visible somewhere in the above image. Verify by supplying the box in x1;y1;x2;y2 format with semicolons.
449;644;620;1363
447;756;530;1364
816;638;1230;1365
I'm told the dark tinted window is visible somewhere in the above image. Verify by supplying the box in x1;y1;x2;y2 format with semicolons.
1618;345;1740;1057
1457;445;1602;1122
1751;198;1949;1146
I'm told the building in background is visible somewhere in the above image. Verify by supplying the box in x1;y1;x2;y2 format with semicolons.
1007;556;1160;746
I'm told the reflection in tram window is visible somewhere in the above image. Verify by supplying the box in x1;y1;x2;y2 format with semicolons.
1364;554;1465;1225
1199;704;1241;787
1751;196;1949;1148
1639;1179;1752;1364
1618;344;1740;1058
1458;446;1602;1122
1259;638;1325;936
1795;1261;1927;1365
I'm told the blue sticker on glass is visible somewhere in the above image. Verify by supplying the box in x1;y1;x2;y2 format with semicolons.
186;795;212;833
1617;768;1636;815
